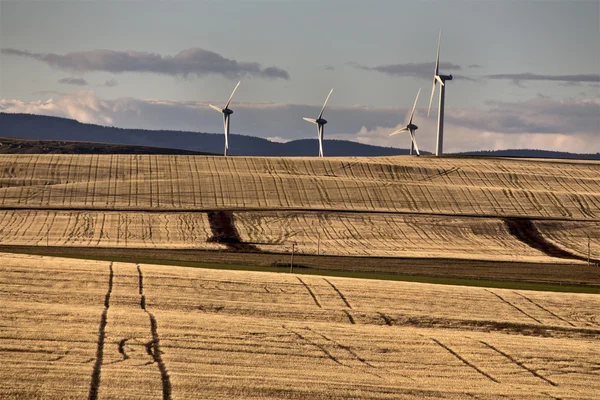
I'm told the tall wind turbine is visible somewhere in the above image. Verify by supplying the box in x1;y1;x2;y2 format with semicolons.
209;81;241;156
303;88;333;157
389;88;421;156
427;30;453;157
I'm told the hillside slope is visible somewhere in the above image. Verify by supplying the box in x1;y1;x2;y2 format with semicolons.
0;154;598;265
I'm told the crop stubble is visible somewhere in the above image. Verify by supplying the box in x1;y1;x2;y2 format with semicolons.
1;252;598;399
0;155;598;265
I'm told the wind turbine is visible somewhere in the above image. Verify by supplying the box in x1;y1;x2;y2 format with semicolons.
209;81;241;156
427;30;453;157
303;88;333;157
389;88;421;156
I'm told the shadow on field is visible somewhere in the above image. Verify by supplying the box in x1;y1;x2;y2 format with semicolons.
207;211;260;252
504;218;597;263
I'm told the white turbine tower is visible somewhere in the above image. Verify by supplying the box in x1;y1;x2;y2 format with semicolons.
303;88;334;157
427;30;453;157
389;88;421;156
209;81;241;156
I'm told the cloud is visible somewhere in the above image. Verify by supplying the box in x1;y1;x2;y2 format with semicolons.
324;65;335;71
100;78;118;88
1;91;598;154
468;64;482;68
486;73;600;85
1;47;290;80
57;77;88;86
350;61;475;81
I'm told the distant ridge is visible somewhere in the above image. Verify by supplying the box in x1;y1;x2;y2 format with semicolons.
1;112;598;159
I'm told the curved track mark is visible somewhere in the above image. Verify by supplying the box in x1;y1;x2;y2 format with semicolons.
88;262;113;400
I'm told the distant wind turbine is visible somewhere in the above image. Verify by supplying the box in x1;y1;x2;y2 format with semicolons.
209;81;241;156
303;88;334;157
427;30;453;157
390;88;421;156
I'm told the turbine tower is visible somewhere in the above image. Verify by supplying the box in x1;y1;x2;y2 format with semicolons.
303;88;334;157
209;81;241;156
427;30;453;157
389;88;421;156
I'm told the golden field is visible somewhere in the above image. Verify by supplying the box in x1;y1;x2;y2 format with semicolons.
1;252;599;399
0;154;598;263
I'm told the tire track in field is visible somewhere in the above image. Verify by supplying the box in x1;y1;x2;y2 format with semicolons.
511;291;576;327
480;341;558;386
431;338;499;383
323;278;352;308
137;264;172;400
282;325;342;366
296;277;322;308
307;328;378;370
88;262;113;400
485;289;542;324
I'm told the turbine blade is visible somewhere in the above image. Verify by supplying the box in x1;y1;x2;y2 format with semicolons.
224;81;241;109
303;117;318;124
410;129;420;156
436;75;445;86
389;126;409;136
427;78;437;117
318;88;334;120
408;88;421;124
209;104;223;113
435;29;441;77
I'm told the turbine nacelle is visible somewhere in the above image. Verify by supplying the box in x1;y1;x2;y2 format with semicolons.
389;88;421;156
208;81;241;157
303;88;334;157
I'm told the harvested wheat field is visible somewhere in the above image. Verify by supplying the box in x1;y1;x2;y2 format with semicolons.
0;155;598;269
1;252;599;399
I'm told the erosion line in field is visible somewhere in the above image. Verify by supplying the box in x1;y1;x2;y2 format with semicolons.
88;262;113;400
431;338;498;383
137;265;172;400
343;310;356;324
297;277;322;308
485;290;542;324
284;327;343;366
480;341;557;386
378;312;393;326
323;278;352;308
512;291;575;327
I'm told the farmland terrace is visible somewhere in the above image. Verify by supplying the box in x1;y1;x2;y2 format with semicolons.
0;154;598;284
1;252;599;399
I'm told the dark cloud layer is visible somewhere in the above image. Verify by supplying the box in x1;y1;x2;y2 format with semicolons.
351;61;474;81
1;48;290;80
57;77;88;86
100;78;118;88
487;73;600;84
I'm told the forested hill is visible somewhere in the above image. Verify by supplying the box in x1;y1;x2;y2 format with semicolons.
1;113;598;159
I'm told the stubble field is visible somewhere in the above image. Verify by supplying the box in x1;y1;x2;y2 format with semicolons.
0;154;599;399
0;154;598;268
1;252;599;399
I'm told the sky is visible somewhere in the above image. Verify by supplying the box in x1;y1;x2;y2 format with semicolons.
1;0;599;153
